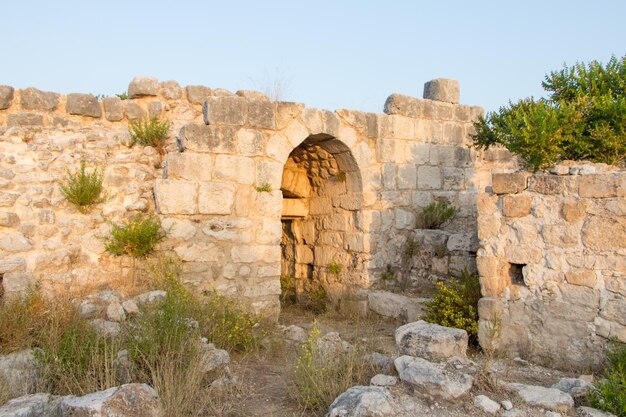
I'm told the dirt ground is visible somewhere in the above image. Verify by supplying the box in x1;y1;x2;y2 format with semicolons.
224;305;586;417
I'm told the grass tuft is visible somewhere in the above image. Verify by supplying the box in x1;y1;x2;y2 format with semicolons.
59;162;104;212
417;200;459;229
128;117;170;154
104;215;167;258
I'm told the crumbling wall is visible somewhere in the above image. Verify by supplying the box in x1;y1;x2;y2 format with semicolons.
0;76;511;319
477;165;626;368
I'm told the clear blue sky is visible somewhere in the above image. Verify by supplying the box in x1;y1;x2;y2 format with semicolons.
4;1;625;113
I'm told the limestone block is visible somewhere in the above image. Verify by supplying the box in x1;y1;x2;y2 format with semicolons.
447;233;478;252
386;114;415;139
282;198;308;218
353;141;374;169
160;80;182;100
0;211;19;226
213;155;254;184
148;100;165;119
601;296;626;326
502;194;532;217
492;172;529;194
186;85;213;105
321;110;341;136
579;174;618;198
2;272;35;293
284;120;309;147
326;386;395;417
423;79;460;104
243;279;281;297
174;242;224;262
231;245;280;263
128;76;159;98
0;230;31;252
397;164;417;189
415;119;443;142
154;179;197;214
476;255;498;278
394;356;473;400
19;87;59;110
443;122;464;144
237;129;264;156
66;93;102;118
124;101;145;122
504;383;574;412
0;257;26;274
543;224;580;247
201;219;251;242
300;108;322;134
384;93;424;118
295;245;314;264
368;291;426;321
582;216;626;251
395;208;415;229
178;124;237;153
275;101;304;129
477;297;503;320
528;175;565;195
256;218;282;244
562;198;587;222
417;166;441;190
477;193;498;215
256;161;283;190
0;85;15;109
335;109;379;138
442;167;464;190
247;100;275;129
395;320;468;361
236;90;269;101
265;133;291;162
58;383;162;417
198;183;236;214
344;233;368;252
165;152;212;181
254;191;283;214
203;96;247;125
7;113;44;127
103;97;123;121
505;245;542;264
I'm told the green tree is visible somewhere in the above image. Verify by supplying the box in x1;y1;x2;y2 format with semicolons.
472;55;626;170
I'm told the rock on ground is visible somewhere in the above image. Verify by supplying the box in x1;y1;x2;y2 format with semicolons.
551;377;592;397
58;383;163;417
0;349;40;393
395;321;468;361
576;406;618;417
505;382;574;412
370;374;397;387
394;355;473;401
326;386;396;417
0;393;58;417
199;339;230;373
474;395;501;414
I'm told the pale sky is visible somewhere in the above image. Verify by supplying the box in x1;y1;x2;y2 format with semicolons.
3;0;625;113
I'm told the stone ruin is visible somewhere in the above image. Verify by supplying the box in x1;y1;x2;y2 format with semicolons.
0;76;623;368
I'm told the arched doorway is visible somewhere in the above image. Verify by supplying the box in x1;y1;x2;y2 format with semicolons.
279;133;365;310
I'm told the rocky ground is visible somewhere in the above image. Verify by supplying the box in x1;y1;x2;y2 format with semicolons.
0;293;618;417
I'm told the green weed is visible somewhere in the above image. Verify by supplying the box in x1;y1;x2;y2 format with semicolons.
104;215;167;258
59;162;105;212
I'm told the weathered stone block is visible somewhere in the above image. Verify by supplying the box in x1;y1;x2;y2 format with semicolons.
384;93;422;118
543;224;580;247
443;122;464;144
565;271;596;288
0;192;20;207
7;113;43;127
148;100;165;119
282;198;308;218
154;179;197;214
503;194;532;217
186;85;213;104
0;211;19;226
213;155;254;184
417;166;441;190
423;79;460;104
103;97;123;121
128;76;159;98
165;152;212;181
582;216;626;251
237;129;264;156
198;183;236;214
562;198;587;222
256;160;283;189
395;355;473;400
66;93;102;118
579;174;618;198
19;87;59;110
236;90;268;101
160;80;182;100
178;124;237;153
245;100;275;129
124;101;145;122
203;96;247;126
0;85;14;109
397;164;416;189
492;172;529;194
335;109;378;138
528;175;565;195
0;230;32;252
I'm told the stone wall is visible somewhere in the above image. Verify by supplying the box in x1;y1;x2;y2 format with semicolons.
476;164;626;368
0;76;513;319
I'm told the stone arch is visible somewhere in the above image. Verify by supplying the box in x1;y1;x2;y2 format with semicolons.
279;131;368;308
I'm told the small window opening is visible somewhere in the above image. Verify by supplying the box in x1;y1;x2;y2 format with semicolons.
509;263;526;286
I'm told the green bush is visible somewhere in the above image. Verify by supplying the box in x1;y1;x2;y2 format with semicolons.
59;162;104;212
472;55;626;170
418;200;459;229
104;215;167;258
424;270;481;343
589;342;626;416
128;117;170;153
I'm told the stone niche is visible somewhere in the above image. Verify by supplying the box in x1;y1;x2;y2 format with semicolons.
280;134;366;304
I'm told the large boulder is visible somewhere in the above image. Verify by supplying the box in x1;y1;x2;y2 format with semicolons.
58;383;163;417
394;355;473;401
0;349;40;393
0;393;58;417
326;386;396;417
128;76;159;98
394;321;468;361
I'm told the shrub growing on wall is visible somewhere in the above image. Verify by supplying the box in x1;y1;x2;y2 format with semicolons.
472;55;626;170
59;162;104;212
104;214;167;258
